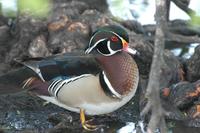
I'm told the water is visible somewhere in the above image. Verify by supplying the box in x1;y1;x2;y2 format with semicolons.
0;0;17;16
171;43;200;59
107;0;200;24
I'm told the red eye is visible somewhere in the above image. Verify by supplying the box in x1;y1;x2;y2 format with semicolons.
111;36;118;42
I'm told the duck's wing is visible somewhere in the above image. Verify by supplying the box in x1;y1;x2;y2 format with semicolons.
16;53;101;81
0;53;100;95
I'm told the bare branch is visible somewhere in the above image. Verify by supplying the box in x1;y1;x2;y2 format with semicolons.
139;32;200;44
143;20;200;44
141;0;168;132
166;32;200;43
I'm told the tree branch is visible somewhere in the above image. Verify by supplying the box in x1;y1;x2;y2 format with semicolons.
141;0;168;132
166;32;200;43
141;32;200;44
143;20;200;44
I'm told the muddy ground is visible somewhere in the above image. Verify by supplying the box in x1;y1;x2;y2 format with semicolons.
0;91;140;133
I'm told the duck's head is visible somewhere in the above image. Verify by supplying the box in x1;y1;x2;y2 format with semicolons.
85;25;137;56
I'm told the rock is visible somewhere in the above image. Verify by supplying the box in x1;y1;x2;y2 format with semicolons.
4;16;47;64
167;80;200;109
28;35;51;58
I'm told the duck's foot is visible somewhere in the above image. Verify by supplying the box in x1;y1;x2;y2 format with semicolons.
22;77;38;89
80;108;103;131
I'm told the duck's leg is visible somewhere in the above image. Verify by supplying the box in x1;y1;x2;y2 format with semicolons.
80;108;99;131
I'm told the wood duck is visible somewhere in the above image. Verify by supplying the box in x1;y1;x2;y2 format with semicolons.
2;25;139;130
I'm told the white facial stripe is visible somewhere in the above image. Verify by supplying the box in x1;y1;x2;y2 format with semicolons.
97;49;120;56
86;30;105;54
88;31;100;48
85;38;107;54
97;40;121;56
102;71;122;98
97;49;110;56
107;40;117;55
110;31;139;55
86;30;126;55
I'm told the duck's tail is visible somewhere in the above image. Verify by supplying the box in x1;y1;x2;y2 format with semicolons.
0;67;38;95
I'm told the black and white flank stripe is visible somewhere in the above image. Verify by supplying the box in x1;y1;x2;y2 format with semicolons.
48;74;91;98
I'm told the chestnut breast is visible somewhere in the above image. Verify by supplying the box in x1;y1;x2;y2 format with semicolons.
96;52;138;95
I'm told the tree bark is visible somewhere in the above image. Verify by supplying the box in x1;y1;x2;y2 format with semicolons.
141;0;168;132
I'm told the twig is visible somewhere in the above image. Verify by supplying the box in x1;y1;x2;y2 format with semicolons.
142;32;200;44
142;23;200;44
141;0;168;132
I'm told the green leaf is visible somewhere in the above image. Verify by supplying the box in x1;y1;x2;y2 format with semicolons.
18;0;50;17
190;13;200;26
